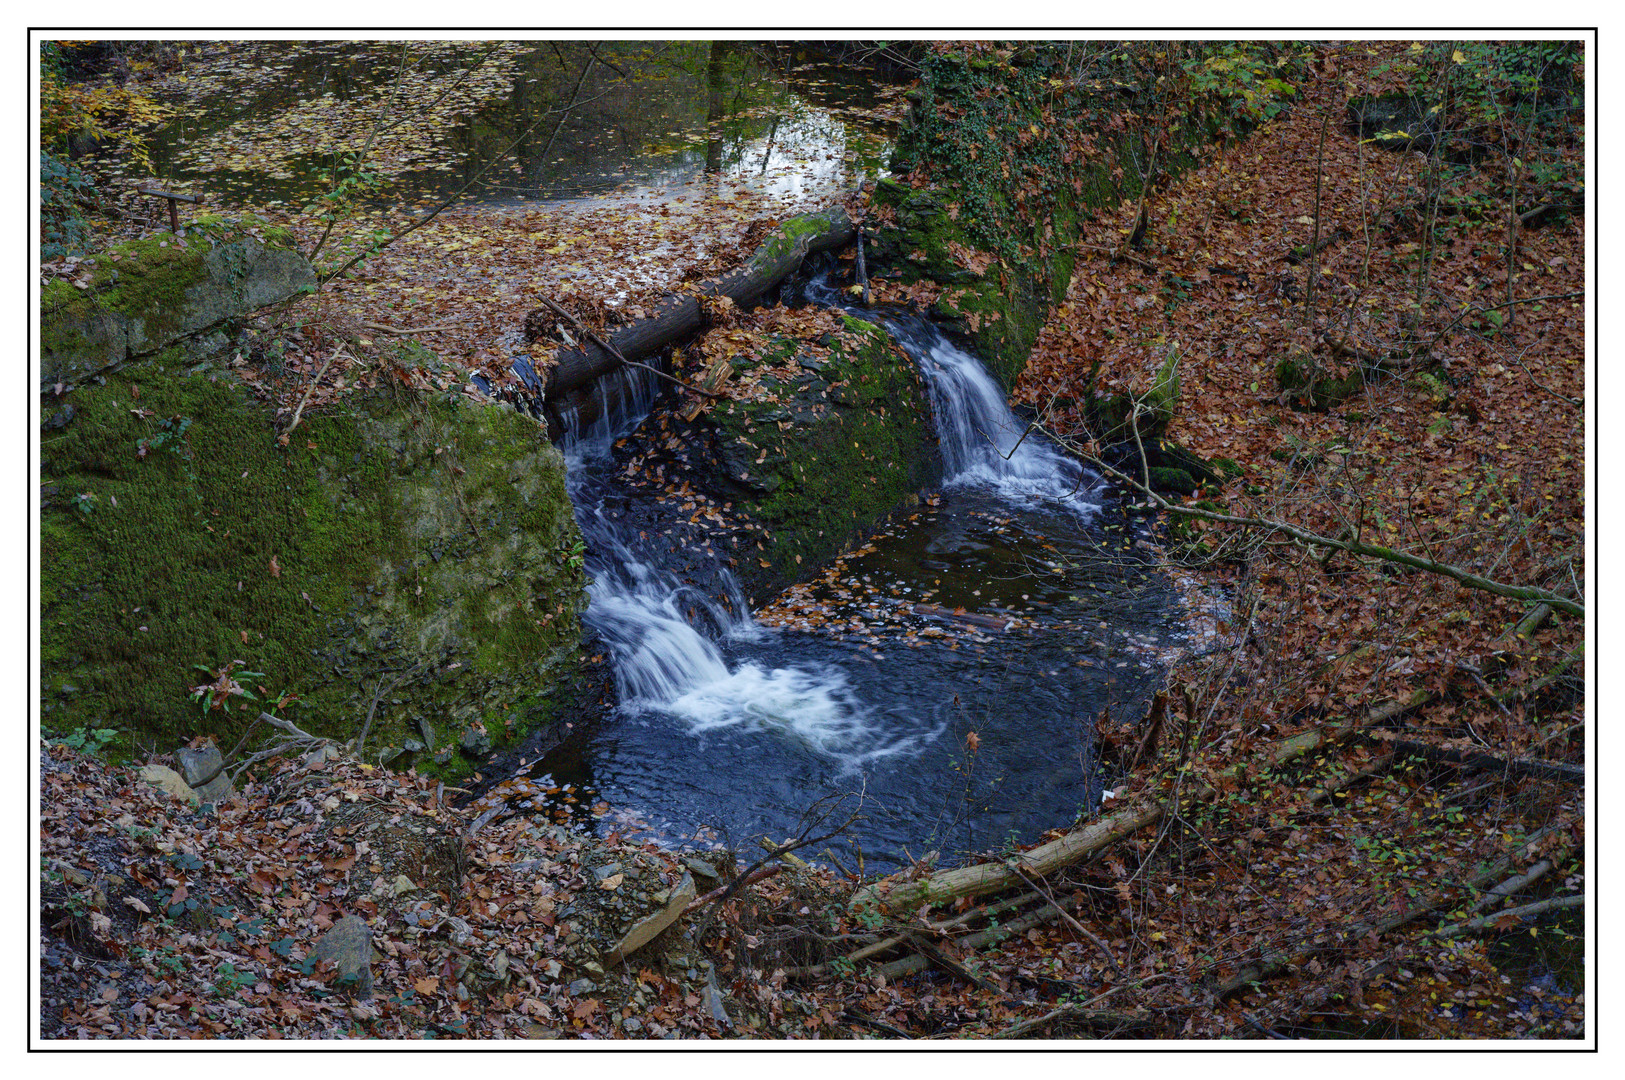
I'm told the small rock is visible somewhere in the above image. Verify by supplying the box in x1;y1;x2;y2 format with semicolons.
308;915;374;999
682;857;722;889
389;874;417;897
622;1016;642;1033
567;977;596;996
459;724;493;757
138;764;199;806
177;742;233;806
303;743;339;769
701;964;732;1028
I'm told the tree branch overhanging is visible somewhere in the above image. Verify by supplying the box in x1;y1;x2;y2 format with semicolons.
1086;449;1583;618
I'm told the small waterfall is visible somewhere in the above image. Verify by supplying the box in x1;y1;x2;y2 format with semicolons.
560;369;882;762
800;272;1101;514
557;264;1101;770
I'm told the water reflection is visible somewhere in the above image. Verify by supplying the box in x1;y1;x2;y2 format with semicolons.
142;40;900;211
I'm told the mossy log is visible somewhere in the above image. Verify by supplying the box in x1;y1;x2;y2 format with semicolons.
539;206;855;407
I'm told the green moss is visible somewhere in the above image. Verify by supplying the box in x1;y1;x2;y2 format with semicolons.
710;321;937;585
1275;349;1366;410
40;360;587;773
876;46;1220;393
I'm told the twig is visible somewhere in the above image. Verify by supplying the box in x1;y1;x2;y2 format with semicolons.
284;346;347;436
693;792;862;944
362;321;459;336
840;1009;913;1039
259;712;324;742
1304;110;1330;323
684;865;782;914
1242;1011;1292;1039
1083;453;1584;617
1012;866;1124;976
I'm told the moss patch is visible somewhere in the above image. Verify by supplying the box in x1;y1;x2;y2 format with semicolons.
873;46;1218;392
42;220;315;389
672;318;939;599
40;357;587;773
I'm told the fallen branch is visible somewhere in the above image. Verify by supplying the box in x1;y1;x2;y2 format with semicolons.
1087;454;1583;617
853;697;1419;915
1425;894;1583;942
534;296;724;401
872;890;1086;979
994;1003;1159;1039
1385;738;1584;785
684;865;783;914
840;1009;913;1039
1208;824;1570;998
361;321;459;336
283;346;347;436
541;206;856;404
902;932;1002;993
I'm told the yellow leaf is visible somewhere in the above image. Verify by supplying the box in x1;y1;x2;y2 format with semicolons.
543;240;572;255
1452;49;1466;63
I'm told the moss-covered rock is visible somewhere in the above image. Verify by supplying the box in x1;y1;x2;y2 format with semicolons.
1274;345;1369;410
669;317;939;600
40;354;588;775
41;217;314;391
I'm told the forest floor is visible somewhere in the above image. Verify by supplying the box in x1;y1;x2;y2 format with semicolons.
38;41;1587;1042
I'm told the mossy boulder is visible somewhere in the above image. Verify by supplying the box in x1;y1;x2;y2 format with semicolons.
41;217;315;391
669;317;939;600
1274;346;1368;410
40;353;589;775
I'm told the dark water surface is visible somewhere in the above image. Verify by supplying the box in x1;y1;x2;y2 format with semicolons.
539;278;1187;870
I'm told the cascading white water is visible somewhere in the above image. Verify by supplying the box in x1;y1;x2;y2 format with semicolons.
559;269;1100;765
800;273;1101;513
560;366;881;761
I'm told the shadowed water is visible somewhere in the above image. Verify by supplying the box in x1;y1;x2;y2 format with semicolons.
544;278;1181;869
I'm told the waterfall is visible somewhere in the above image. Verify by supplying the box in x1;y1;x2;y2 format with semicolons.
560;366;877;760
798;272;1100;514
558;266;1099;761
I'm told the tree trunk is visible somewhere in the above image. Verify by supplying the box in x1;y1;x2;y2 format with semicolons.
538;205;856;408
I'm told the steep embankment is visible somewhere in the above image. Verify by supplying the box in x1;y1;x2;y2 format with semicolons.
40;221;590;774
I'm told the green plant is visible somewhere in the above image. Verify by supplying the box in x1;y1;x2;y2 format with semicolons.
189;660;267;715
1182;42;1306;134
47;724;120;755
212;961;256;997
40;149;96;259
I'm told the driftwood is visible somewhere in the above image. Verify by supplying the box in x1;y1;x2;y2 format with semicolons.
538;205;856;405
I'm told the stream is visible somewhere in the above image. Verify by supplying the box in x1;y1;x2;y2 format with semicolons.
540;269;1186;869
140;41;1191;869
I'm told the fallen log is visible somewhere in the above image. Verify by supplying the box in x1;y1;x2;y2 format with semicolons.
538;205;856;405
1385;738;1583;785
851;695;1424;915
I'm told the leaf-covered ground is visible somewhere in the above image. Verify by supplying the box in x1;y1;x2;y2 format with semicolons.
38;39;1586;1042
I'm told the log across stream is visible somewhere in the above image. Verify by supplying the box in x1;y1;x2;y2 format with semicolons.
525;257;1196;869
